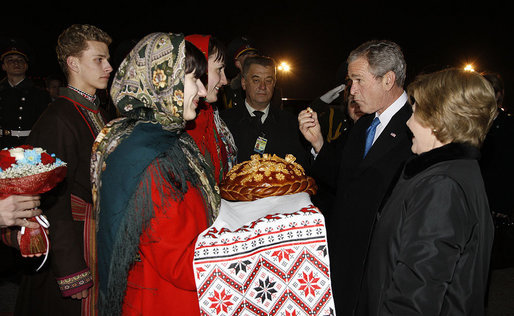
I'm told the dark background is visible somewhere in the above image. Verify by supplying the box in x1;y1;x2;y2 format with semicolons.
1;0;513;109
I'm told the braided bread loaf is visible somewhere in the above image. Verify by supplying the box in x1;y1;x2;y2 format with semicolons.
220;153;317;201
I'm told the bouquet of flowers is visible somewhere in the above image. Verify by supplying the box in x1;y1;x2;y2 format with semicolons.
0;145;67;270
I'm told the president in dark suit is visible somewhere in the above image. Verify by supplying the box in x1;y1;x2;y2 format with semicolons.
298;40;413;315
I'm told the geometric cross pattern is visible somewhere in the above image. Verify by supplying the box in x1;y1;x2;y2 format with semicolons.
194;205;336;315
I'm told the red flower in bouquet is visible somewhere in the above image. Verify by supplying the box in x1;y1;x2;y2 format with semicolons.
40;152;56;165
0;150;16;170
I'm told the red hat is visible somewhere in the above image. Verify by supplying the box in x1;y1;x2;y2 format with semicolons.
185;34;211;61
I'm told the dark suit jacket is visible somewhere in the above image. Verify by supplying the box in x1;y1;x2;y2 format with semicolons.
311;102;413;315
220;103;309;169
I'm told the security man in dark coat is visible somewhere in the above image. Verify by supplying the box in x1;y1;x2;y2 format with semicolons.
219;36;283;111
221;55;309;169
0;40;51;148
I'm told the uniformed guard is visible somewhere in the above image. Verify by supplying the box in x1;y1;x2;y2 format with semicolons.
219;36;260;111
0;39;51;148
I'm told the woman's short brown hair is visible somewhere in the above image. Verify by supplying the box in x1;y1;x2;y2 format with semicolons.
407;68;497;147
56;24;112;78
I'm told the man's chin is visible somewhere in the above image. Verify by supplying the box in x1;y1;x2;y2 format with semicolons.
358;105;374;114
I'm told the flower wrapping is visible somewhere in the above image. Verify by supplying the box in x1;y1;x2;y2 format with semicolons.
0;145;67;260
19;217;49;255
0;166;67;197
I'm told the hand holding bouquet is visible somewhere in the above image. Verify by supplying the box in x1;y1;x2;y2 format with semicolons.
0;194;41;228
1;145;67;269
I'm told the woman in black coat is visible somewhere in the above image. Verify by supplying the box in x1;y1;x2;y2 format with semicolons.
362;68;498;316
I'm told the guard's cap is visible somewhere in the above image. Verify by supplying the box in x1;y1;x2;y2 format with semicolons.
228;36;259;61
0;38;29;62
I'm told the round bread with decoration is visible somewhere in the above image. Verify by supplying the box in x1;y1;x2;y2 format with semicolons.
221;153;317;201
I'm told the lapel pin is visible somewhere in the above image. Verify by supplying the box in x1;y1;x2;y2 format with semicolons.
390;132;396;138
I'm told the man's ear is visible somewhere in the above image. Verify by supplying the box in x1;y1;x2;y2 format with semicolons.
241;75;247;91
382;71;396;91
67;56;79;73
235;59;242;72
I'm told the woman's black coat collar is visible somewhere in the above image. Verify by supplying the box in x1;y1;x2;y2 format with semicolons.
403;142;481;179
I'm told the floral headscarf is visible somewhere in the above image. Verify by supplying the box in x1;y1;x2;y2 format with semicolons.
110;32;186;131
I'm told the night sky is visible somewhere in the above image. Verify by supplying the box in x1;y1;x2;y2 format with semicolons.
1;0;513;108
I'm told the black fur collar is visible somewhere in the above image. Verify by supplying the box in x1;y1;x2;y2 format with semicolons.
403;142;481;179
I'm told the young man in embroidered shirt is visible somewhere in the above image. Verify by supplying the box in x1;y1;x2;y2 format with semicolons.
14;24;113;315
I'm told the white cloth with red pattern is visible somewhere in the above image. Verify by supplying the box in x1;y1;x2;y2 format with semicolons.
194;192;336;315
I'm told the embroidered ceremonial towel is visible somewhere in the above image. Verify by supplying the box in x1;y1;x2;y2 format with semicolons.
194;193;336;315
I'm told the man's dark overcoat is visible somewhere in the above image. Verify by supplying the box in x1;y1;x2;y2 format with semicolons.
221;103;309;168
311;102;413;315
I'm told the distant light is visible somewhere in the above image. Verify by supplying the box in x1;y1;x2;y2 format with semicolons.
278;61;291;72
464;64;475;72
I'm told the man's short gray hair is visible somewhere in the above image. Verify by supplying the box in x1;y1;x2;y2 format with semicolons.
347;40;407;87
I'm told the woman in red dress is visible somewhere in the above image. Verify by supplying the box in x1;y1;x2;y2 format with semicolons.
91;33;219;315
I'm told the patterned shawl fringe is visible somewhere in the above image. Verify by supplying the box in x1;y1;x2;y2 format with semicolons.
99;143;196;315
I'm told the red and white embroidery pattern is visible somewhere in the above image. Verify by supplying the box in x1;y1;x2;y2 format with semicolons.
194;205;335;315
